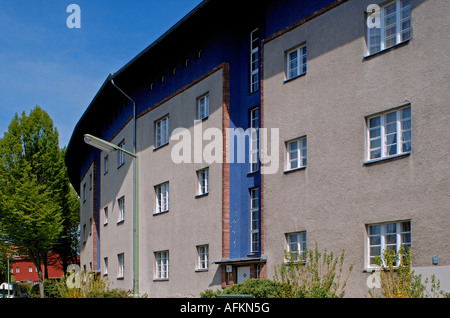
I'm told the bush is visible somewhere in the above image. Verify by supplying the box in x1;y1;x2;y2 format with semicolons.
201;279;285;298
273;243;353;298
30;280;61;298
368;246;449;298
56;271;132;298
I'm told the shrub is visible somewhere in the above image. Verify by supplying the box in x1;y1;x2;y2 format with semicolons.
30;280;61;298
56;271;132;298
201;279;285;298
273;243;353;298
368;246;448;298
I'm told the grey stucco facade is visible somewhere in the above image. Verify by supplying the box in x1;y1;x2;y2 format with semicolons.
262;0;450;297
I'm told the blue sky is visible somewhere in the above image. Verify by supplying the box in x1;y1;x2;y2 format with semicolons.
0;0;203;147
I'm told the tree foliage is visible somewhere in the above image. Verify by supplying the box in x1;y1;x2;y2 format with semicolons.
0;106;78;297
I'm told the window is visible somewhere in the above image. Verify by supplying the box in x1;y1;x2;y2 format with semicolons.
196;245;209;270
117;253;124;278
29;266;32;273
367;106;411;161
118;140;125;167
249;107;259;173
250;28;259;93
155;116;169;148
82;183;86;203
367;221;411;268
103;206;108;226
286;45;307;80
118;196;125;223
367;0;412;55
286;137;307;171
104;257;108;276
250;188;260;253
15;267;19;273
155;251;169;279
197;168;209;196
198;94;209;120
89;173;92;190
104;155;109;174
155;182;169;214
286;232;307;262
82;224;86;243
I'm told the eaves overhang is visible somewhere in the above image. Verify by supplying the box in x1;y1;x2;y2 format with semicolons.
64;0;213;194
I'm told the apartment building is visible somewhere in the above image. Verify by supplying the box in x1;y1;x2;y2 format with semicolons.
66;0;450;297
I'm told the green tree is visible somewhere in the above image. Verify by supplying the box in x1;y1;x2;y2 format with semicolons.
0;106;65;298
50;147;80;275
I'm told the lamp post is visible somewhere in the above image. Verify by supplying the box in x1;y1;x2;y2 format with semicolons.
84;134;139;298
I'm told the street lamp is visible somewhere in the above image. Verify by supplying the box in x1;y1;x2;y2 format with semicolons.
84;134;139;298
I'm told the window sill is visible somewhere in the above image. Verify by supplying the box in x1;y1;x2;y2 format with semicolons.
117;163;125;170
153;210;169;216
195;268;209;272
284;72;306;84
283;166;306;174
117;220;124;225
247;170;259;176
117;276;124;280
153;142;169;152
363;152;410;166
195;192;209;199
153;278;169;282
363;266;399;273
363;39;411;61
197;115;209;122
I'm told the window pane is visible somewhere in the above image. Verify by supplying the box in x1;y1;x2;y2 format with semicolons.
369;225;381;235
370;128;381;138
370;236;381;245
370;139;381;149
402;107;411;118
386;223;397;234
401;221;411;232
370;246;381;257
369;116;381;128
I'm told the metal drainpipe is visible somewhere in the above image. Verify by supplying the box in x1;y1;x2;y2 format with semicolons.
110;75;139;298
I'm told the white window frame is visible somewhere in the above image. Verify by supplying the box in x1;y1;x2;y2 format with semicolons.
118;140;125;167
286;137;307;171
155;251;169;279
286;232;307;263
155;116;169;148
249;107;259;173
250;187;260;253
155;182;169;214
197;168;209;196
196;245;209;270
366;0;412;56
117;253;124;278
103;206;108;226
286;44;307;80
117;196;125;223
366;221;411;269
366;106;411;162
250;28;259;93
82;183;86;203
104;155;109;174
103;257;108;276
197;94;210;120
